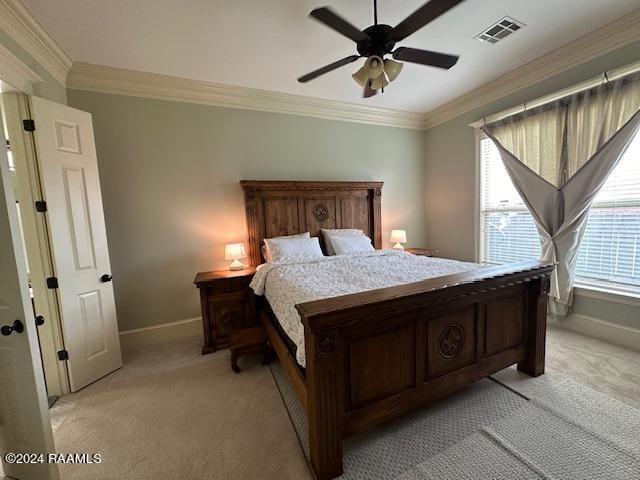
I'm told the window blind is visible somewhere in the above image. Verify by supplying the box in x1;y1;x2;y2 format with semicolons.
479;132;640;293
479;135;541;265
575;131;640;291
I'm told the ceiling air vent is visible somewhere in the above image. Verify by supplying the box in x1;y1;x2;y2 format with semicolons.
475;16;525;44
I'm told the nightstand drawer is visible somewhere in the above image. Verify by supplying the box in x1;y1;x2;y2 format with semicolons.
211;277;251;295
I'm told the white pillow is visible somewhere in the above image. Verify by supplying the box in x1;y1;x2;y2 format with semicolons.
264;236;324;263
322;228;365;255
330;235;374;255
263;232;310;262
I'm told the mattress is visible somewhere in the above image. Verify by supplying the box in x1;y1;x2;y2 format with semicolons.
263;299;300;361
250;249;478;367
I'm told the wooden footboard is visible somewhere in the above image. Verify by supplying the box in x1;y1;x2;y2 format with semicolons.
295;260;553;480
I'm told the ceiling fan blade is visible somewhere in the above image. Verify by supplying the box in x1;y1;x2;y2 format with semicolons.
392;47;459;69
297;55;361;83
392;0;466;42
363;82;377;98
310;7;369;42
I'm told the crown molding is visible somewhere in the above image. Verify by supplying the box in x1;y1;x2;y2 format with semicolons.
35;5;638;130
0;0;71;86
422;8;640;129
67;62;425;130
0;41;41;93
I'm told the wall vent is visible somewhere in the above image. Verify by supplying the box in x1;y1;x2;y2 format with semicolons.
475;16;525;44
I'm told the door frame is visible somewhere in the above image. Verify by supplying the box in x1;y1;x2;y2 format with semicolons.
0;51;70;396
3;92;70;395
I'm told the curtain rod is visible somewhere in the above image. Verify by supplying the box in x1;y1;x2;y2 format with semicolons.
469;59;640;129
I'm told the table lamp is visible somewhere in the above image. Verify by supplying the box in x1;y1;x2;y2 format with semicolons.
225;243;247;271
389;230;407;250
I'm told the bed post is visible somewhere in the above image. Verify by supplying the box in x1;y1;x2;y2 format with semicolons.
518;275;551;376
242;185;261;267
305;327;344;480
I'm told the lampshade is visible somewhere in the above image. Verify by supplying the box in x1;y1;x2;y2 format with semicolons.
365;55;384;78
384;59;403;82
224;243;247;261
369;72;389;91
352;66;369;88
389;230;407;244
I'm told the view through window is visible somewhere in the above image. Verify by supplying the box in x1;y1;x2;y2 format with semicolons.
479;131;640;293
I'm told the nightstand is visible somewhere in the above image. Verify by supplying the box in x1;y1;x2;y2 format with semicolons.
194;266;258;354
405;247;438;257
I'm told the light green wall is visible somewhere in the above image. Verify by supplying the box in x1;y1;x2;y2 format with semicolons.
0;28;67;104
424;40;640;329
66;90;427;331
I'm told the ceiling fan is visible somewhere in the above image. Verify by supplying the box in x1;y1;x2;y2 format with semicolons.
297;0;465;97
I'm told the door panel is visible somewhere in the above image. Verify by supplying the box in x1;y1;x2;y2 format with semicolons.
0;126;58;479
62;165;96;270
78;290;107;358
30;96;121;391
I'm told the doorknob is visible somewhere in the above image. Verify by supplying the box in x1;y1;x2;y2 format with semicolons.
100;274;113;283
1;320;24;336
35;315;45;327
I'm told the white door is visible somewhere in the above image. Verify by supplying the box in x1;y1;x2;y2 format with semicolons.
0;128;58;479
29;96;121;391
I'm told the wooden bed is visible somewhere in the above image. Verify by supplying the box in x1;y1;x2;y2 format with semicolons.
241;180;553;480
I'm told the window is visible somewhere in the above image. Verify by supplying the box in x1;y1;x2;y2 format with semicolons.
479;134;541;265
575;132;640;292
479;131;640;293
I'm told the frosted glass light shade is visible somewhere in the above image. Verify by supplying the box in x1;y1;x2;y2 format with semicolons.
365;56;384;78
225;243;247;270
352;66;369;87
384;59;403;82
390;230;407;250
369;73;389;91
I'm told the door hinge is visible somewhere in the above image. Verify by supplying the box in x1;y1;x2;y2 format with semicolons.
57;349;69;361
35;200;47;212
23;119;35;132
46;276;59;289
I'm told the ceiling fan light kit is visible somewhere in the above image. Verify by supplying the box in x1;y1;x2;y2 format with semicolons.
297;0;464;98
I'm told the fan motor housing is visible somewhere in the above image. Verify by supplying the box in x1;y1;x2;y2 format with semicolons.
357;24;395;58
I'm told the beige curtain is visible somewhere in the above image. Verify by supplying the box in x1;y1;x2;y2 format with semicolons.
483;74;640;315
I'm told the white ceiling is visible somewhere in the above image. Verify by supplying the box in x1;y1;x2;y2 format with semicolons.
23;0;640;113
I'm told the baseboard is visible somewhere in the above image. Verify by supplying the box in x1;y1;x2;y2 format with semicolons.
549;313;640;352
119;317;201;353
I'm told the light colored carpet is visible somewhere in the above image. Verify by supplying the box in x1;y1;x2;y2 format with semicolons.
399;380;640;479
52;336;311;480
493;325;640;409
271;361;527;479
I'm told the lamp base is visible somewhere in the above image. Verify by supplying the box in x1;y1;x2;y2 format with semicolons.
229;259;245;271
392;243;405;250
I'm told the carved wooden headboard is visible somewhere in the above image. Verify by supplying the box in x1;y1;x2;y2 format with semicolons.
241;180;383;266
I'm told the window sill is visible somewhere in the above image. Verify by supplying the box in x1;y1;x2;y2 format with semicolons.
573;283;640;308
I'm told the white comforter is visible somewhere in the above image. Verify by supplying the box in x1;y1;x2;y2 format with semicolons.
250;249;478;366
